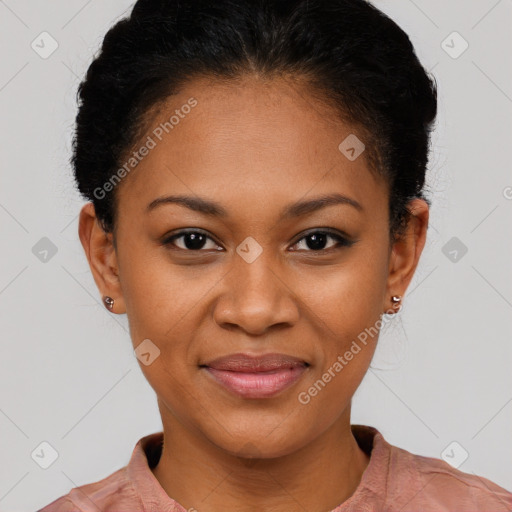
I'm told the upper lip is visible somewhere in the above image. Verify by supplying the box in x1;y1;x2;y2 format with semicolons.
202;353;308;372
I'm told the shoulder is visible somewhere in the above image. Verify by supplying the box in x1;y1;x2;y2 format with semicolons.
36;432;165;512
386;440;512;511
37;467;142;512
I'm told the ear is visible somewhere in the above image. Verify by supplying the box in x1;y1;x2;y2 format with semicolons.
385;198;429;311
78;202;126;314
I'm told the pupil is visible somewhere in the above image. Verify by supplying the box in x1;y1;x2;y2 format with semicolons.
182;233;330;251
185;233;206;250
307;233;327;250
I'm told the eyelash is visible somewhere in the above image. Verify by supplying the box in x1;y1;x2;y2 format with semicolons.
162;229;355;254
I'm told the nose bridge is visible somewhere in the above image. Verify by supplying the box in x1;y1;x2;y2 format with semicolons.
213;238;299;334
236;243;279;300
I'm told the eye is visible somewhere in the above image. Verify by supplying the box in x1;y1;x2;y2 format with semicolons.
162;230;222;251
290;229;355;253
162;228;356;253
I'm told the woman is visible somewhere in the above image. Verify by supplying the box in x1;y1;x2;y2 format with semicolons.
39;0;512;510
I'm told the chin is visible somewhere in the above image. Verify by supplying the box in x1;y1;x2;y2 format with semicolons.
204;419;312;460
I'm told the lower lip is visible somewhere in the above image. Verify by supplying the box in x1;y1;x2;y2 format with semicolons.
203;366;307;399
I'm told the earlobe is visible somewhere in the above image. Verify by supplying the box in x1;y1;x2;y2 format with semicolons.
384;199;429;310
78;202;126;314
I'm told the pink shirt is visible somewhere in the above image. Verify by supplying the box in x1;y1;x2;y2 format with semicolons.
38;424;512;512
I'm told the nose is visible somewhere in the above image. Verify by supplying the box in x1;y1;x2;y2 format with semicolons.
212;250;300;336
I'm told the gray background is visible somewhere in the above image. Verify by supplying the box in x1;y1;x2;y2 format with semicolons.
1;1;511;511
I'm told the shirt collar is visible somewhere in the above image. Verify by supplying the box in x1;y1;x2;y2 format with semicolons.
126;424;390;511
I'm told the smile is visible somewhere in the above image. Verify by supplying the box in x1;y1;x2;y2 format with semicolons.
201;352;309;399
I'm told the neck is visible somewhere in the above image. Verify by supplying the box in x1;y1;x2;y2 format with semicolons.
151;405;371;512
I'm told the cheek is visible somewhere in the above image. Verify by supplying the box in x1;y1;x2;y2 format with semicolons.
293;269;383;429
298;252;388;343
118;245;198;339
118;248;217;390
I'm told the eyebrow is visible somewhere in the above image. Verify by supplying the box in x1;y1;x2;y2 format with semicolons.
146;192;363;219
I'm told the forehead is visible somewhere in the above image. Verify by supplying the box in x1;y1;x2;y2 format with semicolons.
115;75;387;222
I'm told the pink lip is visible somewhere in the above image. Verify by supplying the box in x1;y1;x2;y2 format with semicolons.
201;353;309;399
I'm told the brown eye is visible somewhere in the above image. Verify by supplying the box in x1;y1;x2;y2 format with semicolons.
290;230;355;252
163;230;221;251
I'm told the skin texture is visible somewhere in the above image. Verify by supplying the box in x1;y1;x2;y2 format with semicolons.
78;75;429;512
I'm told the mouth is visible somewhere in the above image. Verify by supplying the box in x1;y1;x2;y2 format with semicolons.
200;353;309;399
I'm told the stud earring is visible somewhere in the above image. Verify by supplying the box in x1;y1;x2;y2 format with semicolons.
103;296;115;310
390;295;402;314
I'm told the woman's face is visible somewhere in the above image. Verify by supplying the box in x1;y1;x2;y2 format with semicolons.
81;76;427;458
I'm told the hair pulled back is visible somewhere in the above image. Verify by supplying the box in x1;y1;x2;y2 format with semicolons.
72;0;437;242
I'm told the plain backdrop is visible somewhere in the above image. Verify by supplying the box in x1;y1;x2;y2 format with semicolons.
1;1;511;511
